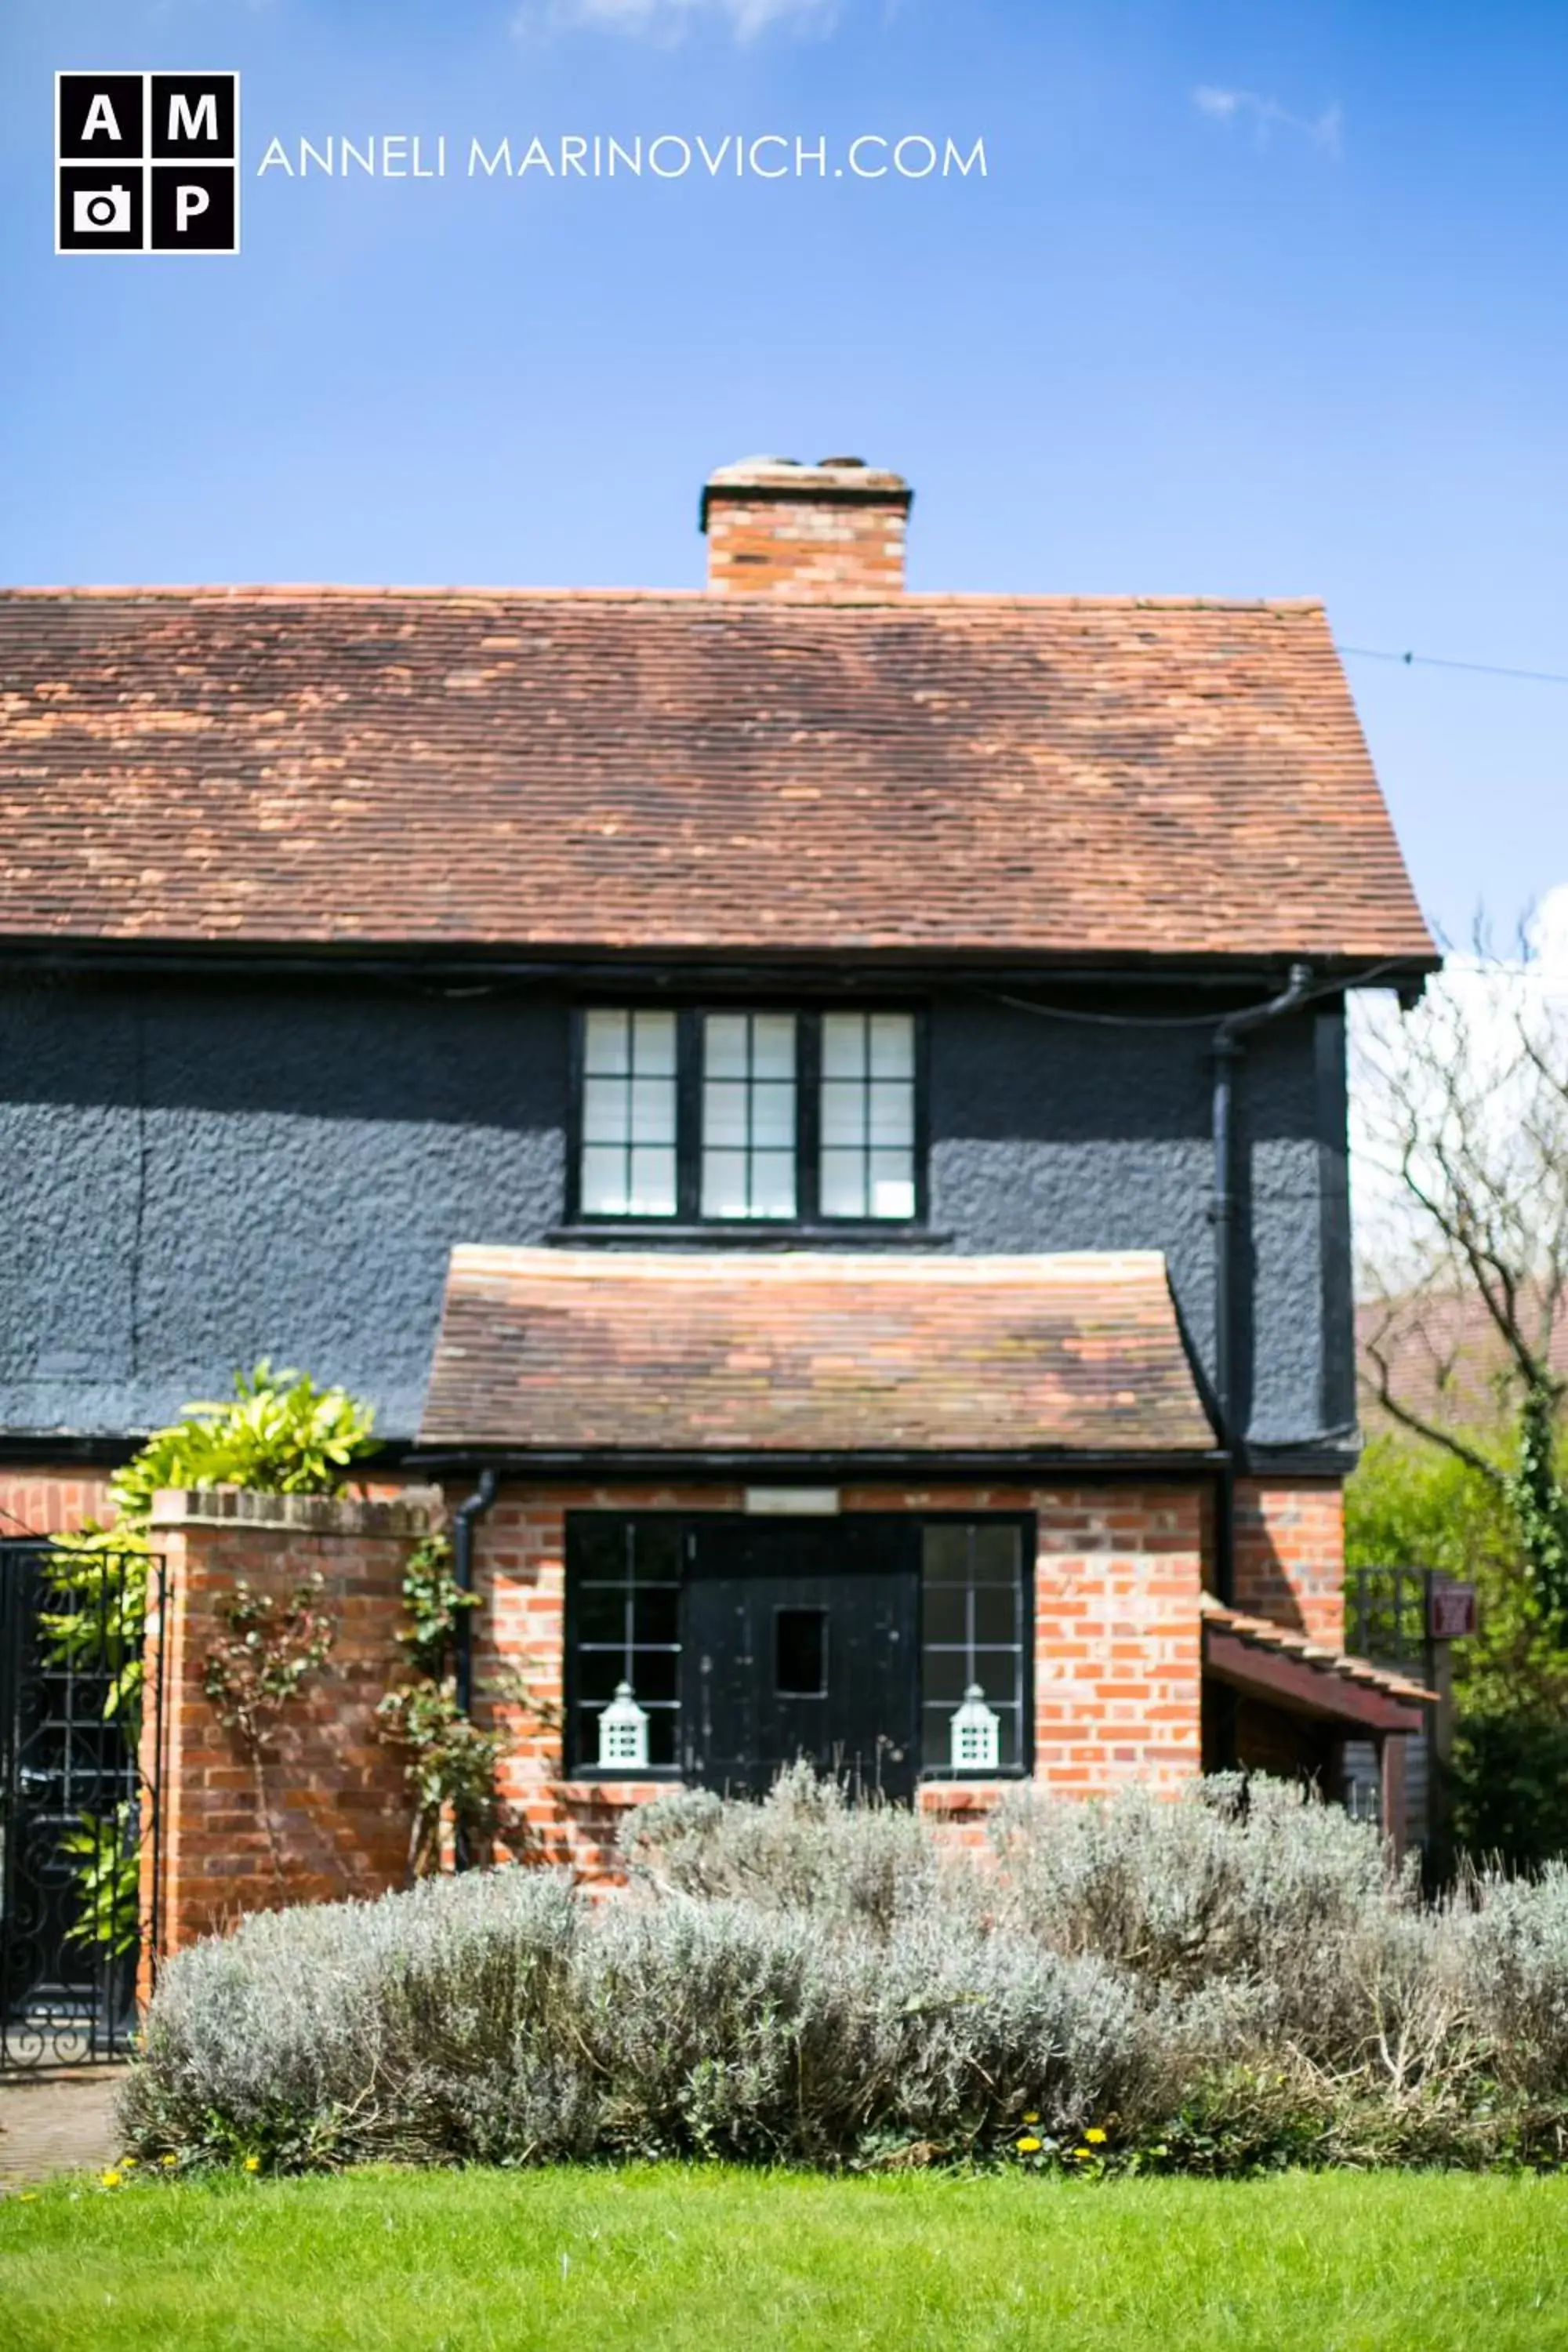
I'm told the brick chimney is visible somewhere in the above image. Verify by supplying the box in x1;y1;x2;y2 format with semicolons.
700;455;913;599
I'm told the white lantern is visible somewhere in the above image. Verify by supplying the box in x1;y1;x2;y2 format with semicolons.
597;1681;649;1769
949;1683;1000;1772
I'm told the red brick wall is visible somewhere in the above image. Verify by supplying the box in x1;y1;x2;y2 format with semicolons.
0;1465;116;1537
703;492;908;598
1032;1486;1204;1795
474;1479;1205;1870
129;1474;1218;1934
143;1488;435;1958
1232;1478;1345;1646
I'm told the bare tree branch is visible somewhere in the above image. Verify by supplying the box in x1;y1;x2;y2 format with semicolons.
1353;927;1568;1616
1360;1326;1508;1486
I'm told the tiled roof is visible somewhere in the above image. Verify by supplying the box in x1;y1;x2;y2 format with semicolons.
0;588;1435;963
418;1245;1217;1457
1357;1287;1568;1434
1200;1595;1437;1707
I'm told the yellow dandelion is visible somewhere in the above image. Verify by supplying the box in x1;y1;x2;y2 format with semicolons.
1022;2111;1040;2125
160;2154;178;2169
1014;2135;1043;2154
99;2169;122;2189
242;2155;261;2174
118;2155;137;2169
1085;2128;1107;2145
1072;2147;1093;2161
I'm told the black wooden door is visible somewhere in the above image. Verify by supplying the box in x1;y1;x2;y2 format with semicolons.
682;1518;917;1802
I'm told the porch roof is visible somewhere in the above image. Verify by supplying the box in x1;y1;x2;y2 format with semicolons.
1201;1595;1436;1735
418;1245;1217;1462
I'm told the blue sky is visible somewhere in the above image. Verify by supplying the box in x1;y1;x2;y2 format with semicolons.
3;0;1566;942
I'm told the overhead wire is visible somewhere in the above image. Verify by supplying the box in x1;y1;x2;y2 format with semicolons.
1335;644;1568;688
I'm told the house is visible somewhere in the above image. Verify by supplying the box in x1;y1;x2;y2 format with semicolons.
0;454;1441;1868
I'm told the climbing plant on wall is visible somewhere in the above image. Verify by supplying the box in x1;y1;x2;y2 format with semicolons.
377;1534;561;1878
43;1362;378;1944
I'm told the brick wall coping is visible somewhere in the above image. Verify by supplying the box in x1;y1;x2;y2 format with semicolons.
147;1486;441;1537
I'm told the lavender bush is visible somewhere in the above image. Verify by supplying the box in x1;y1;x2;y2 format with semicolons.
121;1773;1568;2174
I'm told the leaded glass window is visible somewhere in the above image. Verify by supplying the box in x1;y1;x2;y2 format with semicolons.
701;1012;798;1220
920;1522;1026;1771
573;1005;924;1227
820;1011;916;1220
579;1009;677;1218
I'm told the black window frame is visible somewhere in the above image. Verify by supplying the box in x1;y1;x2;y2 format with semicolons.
565;1002;931;1233
561;1509;1034;1784
916;1512;1035;1779
562;1514;684;1776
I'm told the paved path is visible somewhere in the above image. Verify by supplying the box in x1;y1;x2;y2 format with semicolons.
0;2067;127;2187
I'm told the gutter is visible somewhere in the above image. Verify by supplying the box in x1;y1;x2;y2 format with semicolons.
0;938;1437;994
410;1446;1230;1483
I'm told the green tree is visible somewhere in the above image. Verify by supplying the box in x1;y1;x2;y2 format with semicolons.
1345;1433;1568;1868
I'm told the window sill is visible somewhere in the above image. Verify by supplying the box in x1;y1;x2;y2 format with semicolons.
550;1223;953;1250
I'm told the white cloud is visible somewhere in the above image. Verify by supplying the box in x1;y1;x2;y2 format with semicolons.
1193;85;1342;156
515;0;838;38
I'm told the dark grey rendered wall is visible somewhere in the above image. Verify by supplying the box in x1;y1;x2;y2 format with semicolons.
0;971;568;1441
0;971;1352;1454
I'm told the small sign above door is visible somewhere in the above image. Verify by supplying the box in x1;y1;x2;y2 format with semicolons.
743;1487;843;1517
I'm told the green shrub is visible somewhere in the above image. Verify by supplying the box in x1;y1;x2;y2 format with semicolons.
122;1773;1568;2176
1345;1432;1516;1586
45;1359;377;1727
1346;1432;1568;1871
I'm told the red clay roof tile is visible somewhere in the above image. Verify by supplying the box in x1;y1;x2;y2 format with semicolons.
417;1245;1216;1456
0;589;1435;962
1200;1594;1437;1706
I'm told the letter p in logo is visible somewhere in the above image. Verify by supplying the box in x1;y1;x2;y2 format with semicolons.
151;165;235;251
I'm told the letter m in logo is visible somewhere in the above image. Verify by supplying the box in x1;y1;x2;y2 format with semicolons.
169;91;218;143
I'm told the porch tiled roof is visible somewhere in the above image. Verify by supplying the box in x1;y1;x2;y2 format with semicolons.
0;589;1434;964
418;1245;1216;1457
1201;1595;1437;1711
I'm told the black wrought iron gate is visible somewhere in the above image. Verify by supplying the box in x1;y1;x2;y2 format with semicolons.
0;1539;165;2069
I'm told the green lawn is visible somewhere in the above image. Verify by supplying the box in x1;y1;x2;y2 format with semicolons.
2;2167;1567;2352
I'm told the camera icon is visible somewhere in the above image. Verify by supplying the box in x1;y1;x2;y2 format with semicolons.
72;183;132;234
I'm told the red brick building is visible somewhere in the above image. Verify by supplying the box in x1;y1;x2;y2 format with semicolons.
0;454;1440;1888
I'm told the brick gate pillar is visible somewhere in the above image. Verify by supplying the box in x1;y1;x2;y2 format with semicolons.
140;1487;437;1964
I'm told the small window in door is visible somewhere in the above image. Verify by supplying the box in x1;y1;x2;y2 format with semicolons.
774;1606;828;1697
